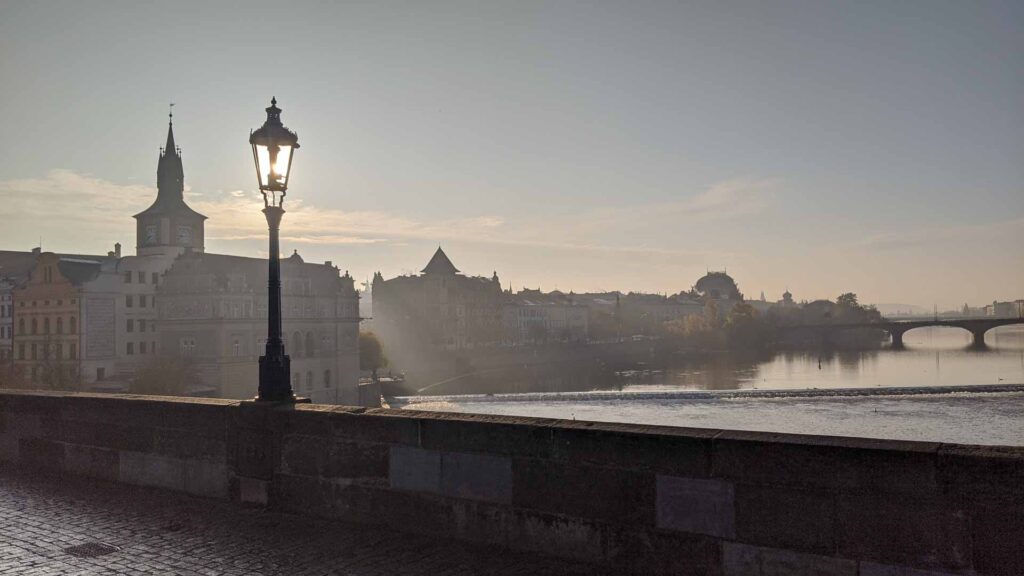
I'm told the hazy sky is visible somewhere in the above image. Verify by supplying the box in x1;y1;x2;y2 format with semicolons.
1;1;1021;309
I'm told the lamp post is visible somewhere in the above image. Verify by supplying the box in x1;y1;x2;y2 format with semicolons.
250;97;300;402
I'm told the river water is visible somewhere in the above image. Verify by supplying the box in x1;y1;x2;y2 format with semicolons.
396;326;1024;445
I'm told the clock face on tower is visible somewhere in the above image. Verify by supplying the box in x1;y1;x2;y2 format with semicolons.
145;225;157;245
177;225;192;245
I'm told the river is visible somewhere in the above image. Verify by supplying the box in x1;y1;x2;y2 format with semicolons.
394;326;1024;445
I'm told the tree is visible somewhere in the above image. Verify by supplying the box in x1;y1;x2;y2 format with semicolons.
724;301;772;351
359;331;388;379
836;293;859;309
131;357;196;397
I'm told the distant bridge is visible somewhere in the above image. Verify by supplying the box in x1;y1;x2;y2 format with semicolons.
776;317;1024;348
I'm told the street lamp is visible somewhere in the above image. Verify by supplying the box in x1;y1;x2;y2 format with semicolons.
250;97;300;402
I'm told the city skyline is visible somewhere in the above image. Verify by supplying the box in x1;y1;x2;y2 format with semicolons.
1;1;1022;309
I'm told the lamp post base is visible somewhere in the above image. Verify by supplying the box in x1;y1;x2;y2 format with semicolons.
257;353;299;402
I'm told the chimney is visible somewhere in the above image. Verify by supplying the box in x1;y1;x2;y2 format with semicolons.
31;247;41;255
325;261;333;268
114;243;122;258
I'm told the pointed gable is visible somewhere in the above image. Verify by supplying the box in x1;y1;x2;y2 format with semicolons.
422;247;459;275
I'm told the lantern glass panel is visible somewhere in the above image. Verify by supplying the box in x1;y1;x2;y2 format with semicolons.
255;144;293;190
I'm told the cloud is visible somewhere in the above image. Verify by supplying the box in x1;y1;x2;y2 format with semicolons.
854;217;1024;251
0;170;759;264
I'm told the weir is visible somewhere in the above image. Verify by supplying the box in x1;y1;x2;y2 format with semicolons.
1;390;1021;575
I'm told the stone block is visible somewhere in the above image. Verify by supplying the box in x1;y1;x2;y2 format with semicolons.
513;459;655;525
858;561;966;576
0;413;41;462
330;410;420;446
607;528;720;576
184;460;228;499
722;542;856;576
238;476;269;506
836;493;970;570
389;446;441;493
656;475;735;538
448;497;512;547
713;431;939;493
64;444;120;481
119;451;185;491
235;428;274;480
154;429;227;461
441;451;512;503
324;440;389;480
507;508;608;563
19;437;66;471
419;414;554;458
969;504;1024;576
734;484;834;554
551;423;714;478
937;444;1024;503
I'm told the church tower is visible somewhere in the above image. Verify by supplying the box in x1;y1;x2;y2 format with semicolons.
134;111;207;256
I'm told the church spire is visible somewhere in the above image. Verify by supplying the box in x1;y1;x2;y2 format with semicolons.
164;103;178;156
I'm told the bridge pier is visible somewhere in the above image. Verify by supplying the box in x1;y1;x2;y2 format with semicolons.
889;329;905;349
970;329;987;349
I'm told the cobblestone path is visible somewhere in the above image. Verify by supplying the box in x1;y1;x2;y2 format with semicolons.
0;468;600;575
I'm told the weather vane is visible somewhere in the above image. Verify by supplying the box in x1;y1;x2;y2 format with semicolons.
169;102;175;120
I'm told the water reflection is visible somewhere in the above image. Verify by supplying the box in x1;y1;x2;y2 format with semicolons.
618;325;1024;392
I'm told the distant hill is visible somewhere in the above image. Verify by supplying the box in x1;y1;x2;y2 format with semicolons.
873;303;929;316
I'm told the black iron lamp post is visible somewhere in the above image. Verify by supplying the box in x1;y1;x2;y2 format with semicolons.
250;97;300;402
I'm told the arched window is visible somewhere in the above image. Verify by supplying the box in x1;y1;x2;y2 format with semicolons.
292;331;303;358
31;318;37;335
57;317;63;334
44;318;50;334
306;371;313;390
18;318;24;335
305;332;315;358
293;372;300;387
323;370;331;389
70;316;77;334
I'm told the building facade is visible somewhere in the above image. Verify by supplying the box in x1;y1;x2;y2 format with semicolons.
503;289;589;345
157;251;361;403
371;247;504;353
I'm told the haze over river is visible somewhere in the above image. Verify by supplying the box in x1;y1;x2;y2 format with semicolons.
397;326;1024;446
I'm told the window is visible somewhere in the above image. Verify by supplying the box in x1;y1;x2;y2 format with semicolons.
139;295;146;308
70;316;76;334
97;367;105;380
140;341;147;354
305;332;315;358
125;271;132;283
69;343;76;360
292;331;303;358
127;319;134;333
56;343;63;359
138;319;146;332
306;371;313;390
152;272;159;285
57;317;63;334
180;338;195;356
44;318;50;334
126;295;133;308
324;370;331;389
127;342;134;355
31;343;37;360
18;343;25;360
18;318;24;334
294;372;301;387
137;271;145;283
233;339;240;357
31;318;37;335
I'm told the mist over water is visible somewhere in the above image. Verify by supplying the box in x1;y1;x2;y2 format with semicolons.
398;326;1024;445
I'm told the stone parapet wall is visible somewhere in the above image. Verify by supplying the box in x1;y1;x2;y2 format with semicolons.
1;390;1021;575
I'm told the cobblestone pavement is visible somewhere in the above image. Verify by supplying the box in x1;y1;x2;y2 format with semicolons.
0;468;601;575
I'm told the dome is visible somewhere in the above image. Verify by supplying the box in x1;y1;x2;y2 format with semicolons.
694;271;741;300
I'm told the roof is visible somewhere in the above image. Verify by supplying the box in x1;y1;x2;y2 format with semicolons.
159;252;355;295
421;247;459;275
134;120;206;221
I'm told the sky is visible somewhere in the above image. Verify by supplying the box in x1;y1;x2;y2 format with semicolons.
0;0;1021;309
